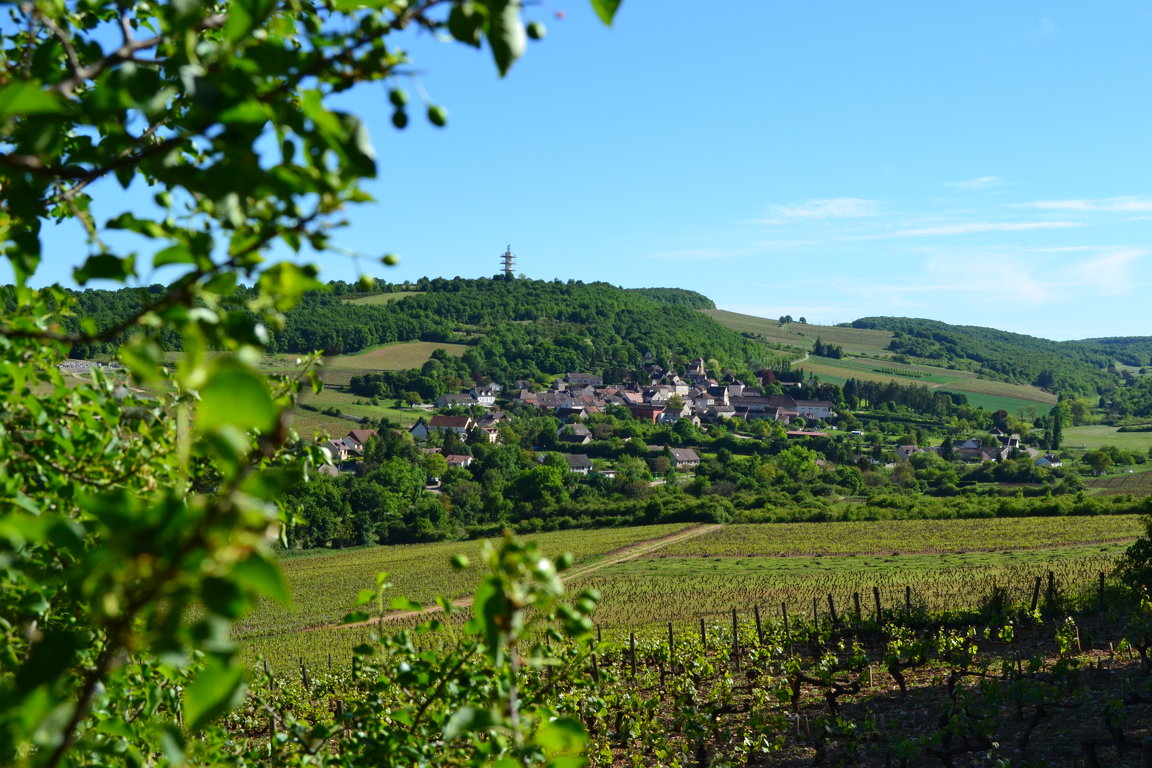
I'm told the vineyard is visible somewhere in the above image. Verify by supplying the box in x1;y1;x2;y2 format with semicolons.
245;517;1144;666
1088;470;1152;498
241;524;694;666
236;530;1152;768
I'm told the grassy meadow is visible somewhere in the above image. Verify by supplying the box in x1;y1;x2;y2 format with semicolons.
1064;424;1152;451
704;308;1056;415
702;310;894;355
343;291;422;305
282;341;472;435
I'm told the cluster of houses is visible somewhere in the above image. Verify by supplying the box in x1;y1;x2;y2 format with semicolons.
896;429;1062;467
386;360;839;477
517;359;836;426
412;361;837;427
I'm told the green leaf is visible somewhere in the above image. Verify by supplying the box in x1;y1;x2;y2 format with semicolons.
448;1;486;47
472;575;510;663
73;253;136;284
389;596;422;611
330;0;392;10
153;245;196;268
443;706;495;740
119;337;164;384
16;630;80;692
197;358;277;434
336;112;376;177
232;553;291;604
201;576;247;618
223;0;277;44
588;0;621;25
546;757;589;768
487;0;527;77
218;99;270;124
158;723;185;764
341;611;371;624
536;717;587;754
258;262;323;311
183;658;247;731
354;589;376;607
0;81;65;118
301;90;345;140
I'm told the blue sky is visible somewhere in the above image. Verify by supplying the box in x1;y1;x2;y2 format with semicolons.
24;1;1152;340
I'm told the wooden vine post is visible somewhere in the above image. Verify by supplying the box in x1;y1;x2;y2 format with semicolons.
731;608;740;671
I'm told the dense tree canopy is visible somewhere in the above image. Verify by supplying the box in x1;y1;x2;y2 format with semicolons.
0;0;621;764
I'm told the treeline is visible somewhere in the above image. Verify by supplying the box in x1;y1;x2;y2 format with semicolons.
853;317;1108;396
282;402;1149;550
851;317;1152;413
1106;376;1152;420
812;337;844;358
625;287;716;309
842;378;976;419
54;277;787;382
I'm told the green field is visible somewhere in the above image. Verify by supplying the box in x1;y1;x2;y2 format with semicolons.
343;291;422;305
704;308;1056;414
1065;425;1152;451
319;341;470;378
703;310;893;355
797;355;1055;415
655;517;1141;557
294;386;422;435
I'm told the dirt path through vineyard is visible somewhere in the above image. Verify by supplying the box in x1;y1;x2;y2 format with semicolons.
318;523;723;631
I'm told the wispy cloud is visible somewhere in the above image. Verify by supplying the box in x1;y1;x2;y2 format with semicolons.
1018;196;1152;212
1063;248;1146;294
946;176;1003;190
759;198;881;224
644;241;814;262
884;220;1082;238
886;247;1146;305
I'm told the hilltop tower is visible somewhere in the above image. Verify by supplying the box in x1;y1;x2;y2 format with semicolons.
500;244;515;278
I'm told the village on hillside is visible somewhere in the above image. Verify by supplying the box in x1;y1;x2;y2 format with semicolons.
316;356;1064;481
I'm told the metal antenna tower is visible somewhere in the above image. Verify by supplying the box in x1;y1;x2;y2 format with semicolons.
500;244;515;277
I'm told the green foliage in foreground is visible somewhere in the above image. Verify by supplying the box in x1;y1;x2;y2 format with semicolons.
0;0;623;765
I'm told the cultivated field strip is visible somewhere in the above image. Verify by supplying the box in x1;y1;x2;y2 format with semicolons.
237;523;692;641
242;518;1141;667
653;517;1143;558
572;545;1128;633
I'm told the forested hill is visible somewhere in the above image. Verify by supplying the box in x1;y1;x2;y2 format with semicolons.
283;278;777;382
850;317;1152;397
624;287;715;309
60;277;784;382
